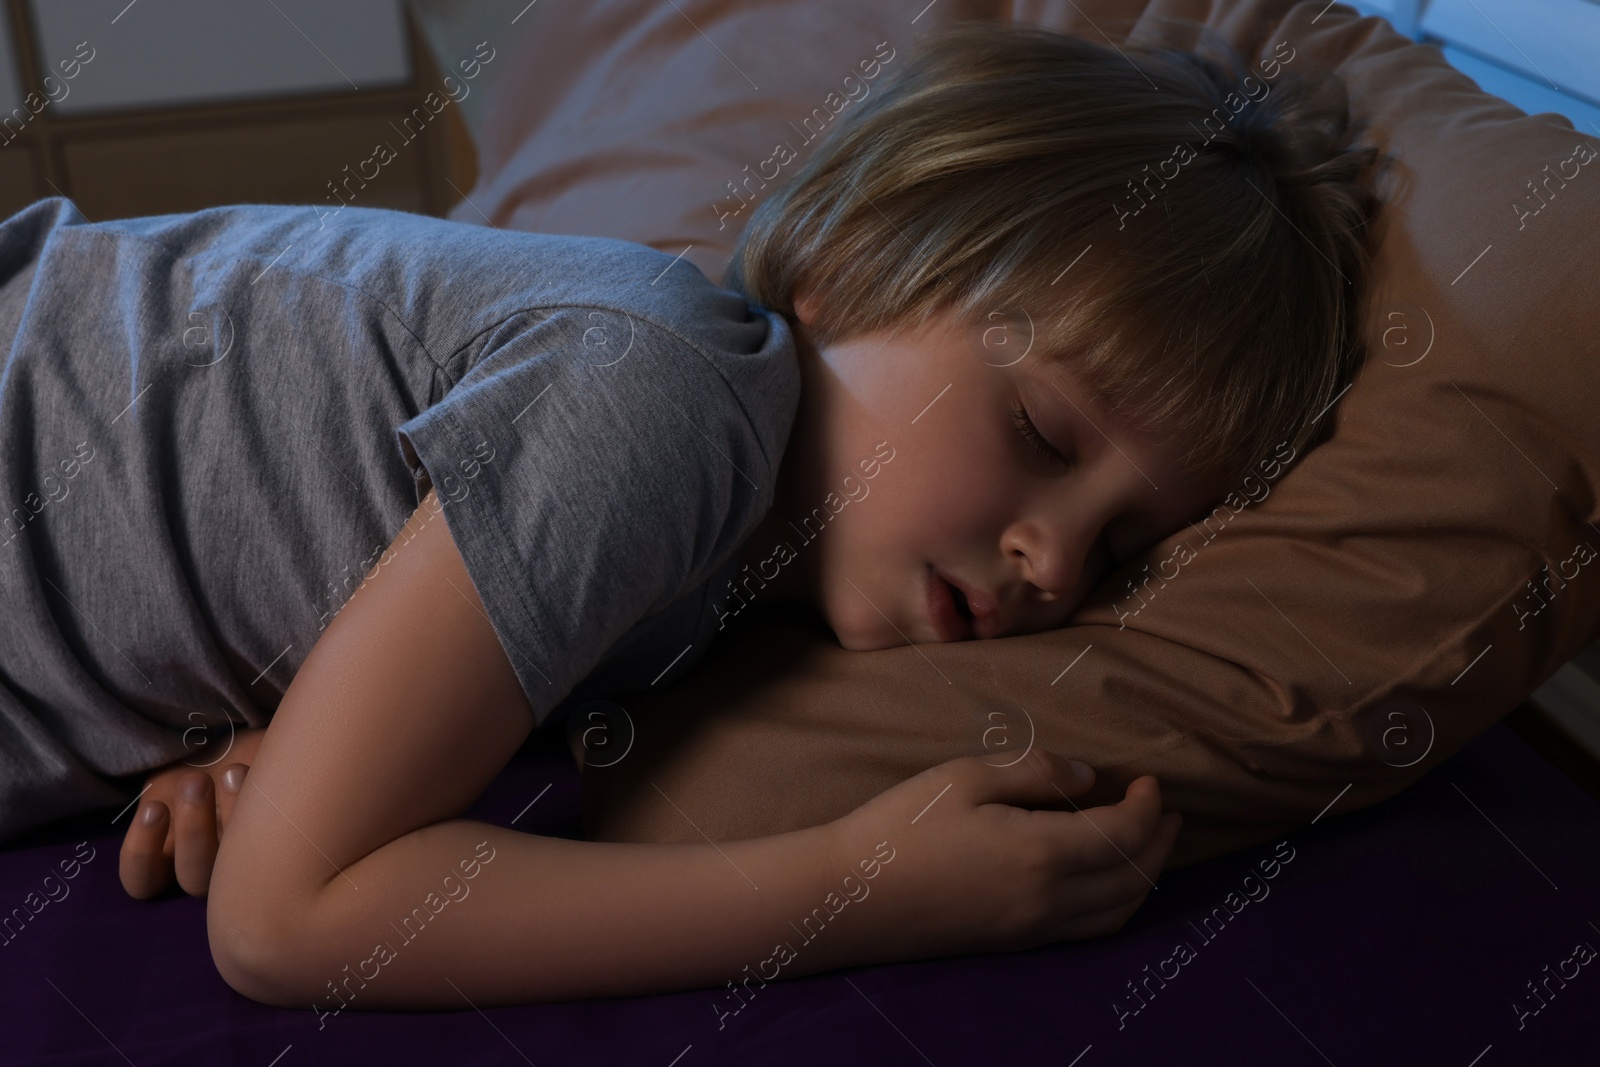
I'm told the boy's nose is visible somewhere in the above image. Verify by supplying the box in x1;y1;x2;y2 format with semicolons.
1003;520;1107;604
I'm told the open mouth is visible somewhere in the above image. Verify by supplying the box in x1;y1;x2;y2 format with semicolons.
926;565;975;642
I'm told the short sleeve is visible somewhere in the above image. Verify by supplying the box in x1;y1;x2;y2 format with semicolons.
395;306;778;726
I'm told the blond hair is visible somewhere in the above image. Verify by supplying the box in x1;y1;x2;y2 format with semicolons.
723;21;1387;482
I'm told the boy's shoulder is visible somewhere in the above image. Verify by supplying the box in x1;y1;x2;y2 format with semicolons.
9;197;798;452
83;200;786;375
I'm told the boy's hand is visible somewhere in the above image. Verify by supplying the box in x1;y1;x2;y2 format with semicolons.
823;746;1182;964
119;727;268;900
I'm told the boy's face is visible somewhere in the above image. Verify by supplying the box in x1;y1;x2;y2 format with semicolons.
761;297;1235;652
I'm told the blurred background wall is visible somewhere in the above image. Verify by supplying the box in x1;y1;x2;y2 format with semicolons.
1;2;1594;225
0;0;543;222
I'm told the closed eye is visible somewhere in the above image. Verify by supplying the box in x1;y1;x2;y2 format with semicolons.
1010;402;1070;468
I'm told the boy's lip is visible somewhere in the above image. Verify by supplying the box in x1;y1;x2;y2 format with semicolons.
925;565;972;641
929;565;998;640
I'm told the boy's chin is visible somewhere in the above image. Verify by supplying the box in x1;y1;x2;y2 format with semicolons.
833;623;946;653
832;630;885;652
830;619;908;653
819;580;949;651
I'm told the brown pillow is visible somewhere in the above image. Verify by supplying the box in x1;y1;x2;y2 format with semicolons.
454;0;1600;866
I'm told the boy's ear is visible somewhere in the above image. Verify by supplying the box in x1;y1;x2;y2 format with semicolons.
792;290;818;326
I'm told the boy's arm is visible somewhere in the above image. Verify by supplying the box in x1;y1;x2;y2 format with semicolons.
208;489;1178;1009
207;490;851;1008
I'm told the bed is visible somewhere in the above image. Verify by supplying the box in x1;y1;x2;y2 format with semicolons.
3;717;1597;1062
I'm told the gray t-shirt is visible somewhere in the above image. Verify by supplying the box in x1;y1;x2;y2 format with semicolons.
0;197;798;842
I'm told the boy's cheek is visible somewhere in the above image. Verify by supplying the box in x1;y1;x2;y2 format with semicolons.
917;454;1018;533
822;581;885;651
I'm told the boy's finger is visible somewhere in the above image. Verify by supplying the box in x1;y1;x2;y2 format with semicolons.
1065;775;1166;871
173;772;219;897
1107;809;1183;917
956;746;1096;810
1071;809;1179;908
1113;775;1167;849
216;762;249;832
119;801;174;900
1042;810;1183;943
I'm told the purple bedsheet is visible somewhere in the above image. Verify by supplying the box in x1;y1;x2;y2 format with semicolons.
3;718;1597;1065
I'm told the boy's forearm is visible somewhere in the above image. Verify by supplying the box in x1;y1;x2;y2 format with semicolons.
254;817;863;1012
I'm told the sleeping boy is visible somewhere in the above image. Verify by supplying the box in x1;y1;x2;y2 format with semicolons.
0;22;1380;1005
